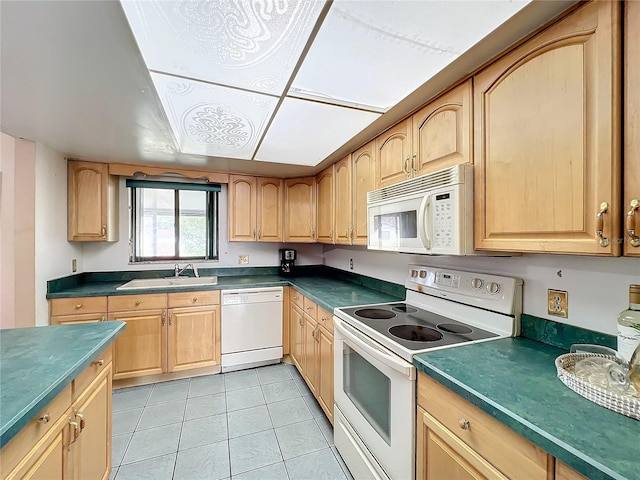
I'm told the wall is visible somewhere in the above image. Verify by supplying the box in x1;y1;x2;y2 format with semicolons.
323;245;640;335
82;179;324;272
0;132;36;328
34;143;84;326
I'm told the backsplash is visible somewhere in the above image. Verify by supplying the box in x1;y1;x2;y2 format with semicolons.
520;314;616;351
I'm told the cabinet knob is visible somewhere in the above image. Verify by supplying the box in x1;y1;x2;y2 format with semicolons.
458;418;470;430
101;225;107;237
306;306;313;311
38;413;50;424
135;300;141;306
92;358;104;367
192;296;198;302
75;304;82;309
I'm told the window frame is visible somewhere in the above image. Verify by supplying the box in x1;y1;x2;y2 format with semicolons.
128;181;219;263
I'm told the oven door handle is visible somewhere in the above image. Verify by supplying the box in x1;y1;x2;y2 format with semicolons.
334;317;415;380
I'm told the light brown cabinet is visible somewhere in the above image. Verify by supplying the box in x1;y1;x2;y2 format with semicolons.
412;80;472;176
555;461;588;480
624;1;640;257
376;118;413;188
67;160;118;242
1;349;113;480
334;156;353;245
417;372;552;480
316;165;335;244
473;1;621;255
288;290;334;423
228;175;283;242
284;177;316;242
50;297;107;326
167;304;220;373
352;142;377;245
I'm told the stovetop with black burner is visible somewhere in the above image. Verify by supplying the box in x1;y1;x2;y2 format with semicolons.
338;302;498;351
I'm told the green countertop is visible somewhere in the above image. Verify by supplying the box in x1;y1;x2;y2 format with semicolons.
0;321;125;448
46;274;404;313
414;338;639;480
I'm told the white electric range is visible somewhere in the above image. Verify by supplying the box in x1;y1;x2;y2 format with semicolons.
332;265;523;480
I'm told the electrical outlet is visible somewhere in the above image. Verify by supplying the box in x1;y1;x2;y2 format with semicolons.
238;255;249;265
349;258;354;270
72;259;77;273
548;289;568;318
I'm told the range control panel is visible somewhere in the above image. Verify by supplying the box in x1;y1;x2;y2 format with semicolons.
407;265;523;315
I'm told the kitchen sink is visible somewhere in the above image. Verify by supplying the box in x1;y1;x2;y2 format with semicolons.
116;276;218;290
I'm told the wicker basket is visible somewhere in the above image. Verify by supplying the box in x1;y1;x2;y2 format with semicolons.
555;352;640;421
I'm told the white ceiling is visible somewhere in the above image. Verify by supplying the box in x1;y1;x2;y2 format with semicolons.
0;0;576;177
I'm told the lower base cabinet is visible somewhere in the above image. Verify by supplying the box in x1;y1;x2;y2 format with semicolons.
167;305;220;372
0;348;113;480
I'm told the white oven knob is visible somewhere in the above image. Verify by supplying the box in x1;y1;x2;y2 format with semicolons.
486;282;501;295
419;270;427;279
411;269;418;278
471;278;484;289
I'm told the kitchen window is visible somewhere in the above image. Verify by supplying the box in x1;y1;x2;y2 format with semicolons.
126;179;220;262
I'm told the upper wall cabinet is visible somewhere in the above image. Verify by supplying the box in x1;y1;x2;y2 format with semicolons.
625;1;640;257
352;142;376;245
412;79;472;176
284;177;316;242
316;165;335;244
376;118;413;188
68;160;118;242
334;156;353;245
228;175;283;242
473;1;621;255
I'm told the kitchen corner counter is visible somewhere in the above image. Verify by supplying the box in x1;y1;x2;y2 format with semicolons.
0;321;125;447
413;338;638;480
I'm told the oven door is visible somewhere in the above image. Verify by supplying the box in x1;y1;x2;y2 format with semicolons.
367;193;431;254
333;316;415;480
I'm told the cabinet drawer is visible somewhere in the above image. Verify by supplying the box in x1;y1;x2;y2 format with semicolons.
50;296;107;316
0;385;71;477
317;306;333;332
303;297;317;319
291;290;304;309
72;346;113;401
51;312;106;325
417;372;550;480
168;290;220;308
108;293;167;312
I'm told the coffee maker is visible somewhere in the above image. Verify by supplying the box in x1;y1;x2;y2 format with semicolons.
279;249;297;276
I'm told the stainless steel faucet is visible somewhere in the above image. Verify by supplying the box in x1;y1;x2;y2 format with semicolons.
174;263;199;277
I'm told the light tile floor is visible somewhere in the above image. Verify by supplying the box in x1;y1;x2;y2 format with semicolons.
111;363;353;480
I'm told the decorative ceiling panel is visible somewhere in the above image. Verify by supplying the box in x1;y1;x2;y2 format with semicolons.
291;0;530;109
256;97;380;166
120;0;325;95
151;72;278;159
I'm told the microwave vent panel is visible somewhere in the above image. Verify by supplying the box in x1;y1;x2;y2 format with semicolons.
367;164;471;203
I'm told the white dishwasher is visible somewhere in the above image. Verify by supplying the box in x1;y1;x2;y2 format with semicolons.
221;287;283;372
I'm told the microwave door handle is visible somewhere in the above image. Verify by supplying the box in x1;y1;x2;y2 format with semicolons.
418;194;432;251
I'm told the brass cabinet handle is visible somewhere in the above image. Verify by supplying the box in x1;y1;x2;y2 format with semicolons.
404;155;411;177
312;229;316;239
313;326;320;342
350;227;354;242
411;153;417;176
75;304;82;310
169;314;173;327
101;316;106;322
192;296;198;302
627;199;640;247
75;412;85;430
92;358;104;367
595;202;610;247
253;229;256;240
346;228;349;239
101;225;107;237
458;418;470;430
298;315;304;326
135;300;141;306
38;413;50;424
161;311;166;327
68;419;80;442
329;229;333;239
258;228;261;239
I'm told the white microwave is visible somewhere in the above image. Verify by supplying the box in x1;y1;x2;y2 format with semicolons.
367;164;476;255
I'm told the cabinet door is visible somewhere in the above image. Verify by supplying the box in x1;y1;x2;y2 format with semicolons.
556;461;588;480
69;365;111;480
67;160;116;242
316;165;335;244
109;310;166;380
416;407;507;480
284;177;316;242
376;118;412;188
334;156;353;245
316;326;333;424
256;177;283;242
290;303;305;371
413;80;472;176
167;306;220;372
625;1;640;257
302;315;318;395
352;141;376;245
228;175;257;241
474;1;621;255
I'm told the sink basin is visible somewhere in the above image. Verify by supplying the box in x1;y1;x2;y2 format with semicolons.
116;276;218;290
